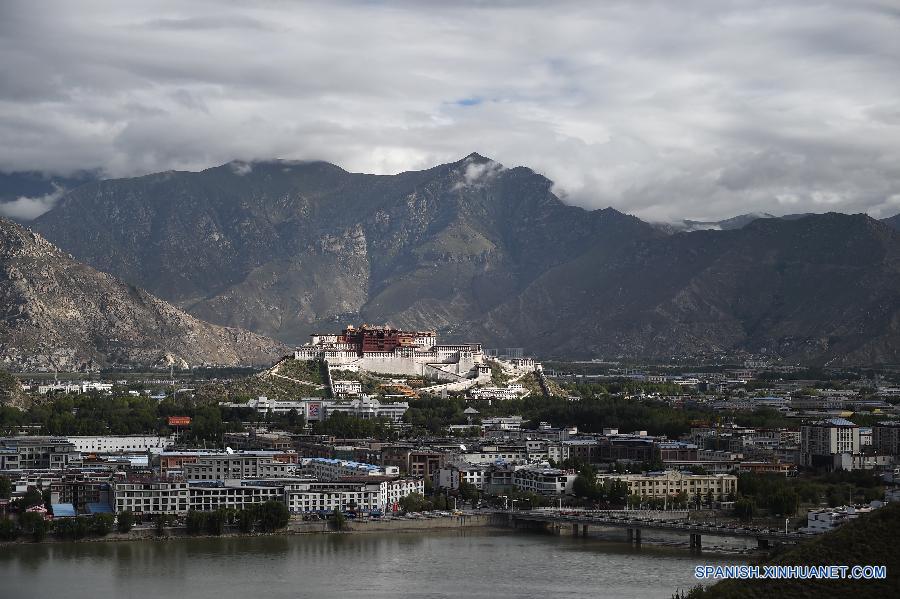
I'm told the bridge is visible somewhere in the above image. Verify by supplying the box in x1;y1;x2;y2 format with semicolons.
497;509;810;550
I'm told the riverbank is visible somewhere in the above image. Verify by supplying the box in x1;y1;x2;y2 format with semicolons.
0;513;495;545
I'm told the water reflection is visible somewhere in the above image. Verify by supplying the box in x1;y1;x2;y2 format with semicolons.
1;530;745;599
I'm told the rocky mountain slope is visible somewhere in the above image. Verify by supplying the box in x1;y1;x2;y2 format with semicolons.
883;212;900;231
27;154;900;365
0;218;288;370
32;154;660;345
461;213;900;364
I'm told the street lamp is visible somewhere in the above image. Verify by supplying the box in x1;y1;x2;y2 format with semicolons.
785;517;789;534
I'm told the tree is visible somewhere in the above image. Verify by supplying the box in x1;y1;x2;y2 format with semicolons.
90;513;114;536
19;511;49;541
154;514;167;536
603;480;629;506
0;517;17;541
330;508;346;531
205;510;226;535
258;501;289;532
0;475;11;500
237;509;255;533
398;492;430;514
458;481;478;503
734;498;754;522
573;474;599;500
20;486;43;508
186;510;206;534
117;510;134;533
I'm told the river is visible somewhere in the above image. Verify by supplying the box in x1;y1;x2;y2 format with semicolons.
0;529;746;598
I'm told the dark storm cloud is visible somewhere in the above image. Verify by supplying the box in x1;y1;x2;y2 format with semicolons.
0;0;898;221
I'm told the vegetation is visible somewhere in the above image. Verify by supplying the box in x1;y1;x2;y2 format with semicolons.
313;412;397;440
674;502;900;598
329;508;346;531
734;471;883;520
117;510;134;533
398;492;430;513
570;464;629;506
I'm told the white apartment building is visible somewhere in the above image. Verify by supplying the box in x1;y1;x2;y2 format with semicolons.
332;380;362;397
801;418;861;467
326;397;409;422
596;470;738;501
285;482;380;513
67;435;172;454
434;463;488;491
114;480;190;515
470;384;526;401
512;466;576;495
189;481;284;512
804;505;876;533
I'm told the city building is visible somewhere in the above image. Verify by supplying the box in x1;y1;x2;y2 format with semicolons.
801;418;861;469
512;466;576;495
0;437;81;470
183;452;299;481
113;479;190;515
295;324;484;381
596;470;738;502
67;435;172;454
873;421;900;457
304;457;399;479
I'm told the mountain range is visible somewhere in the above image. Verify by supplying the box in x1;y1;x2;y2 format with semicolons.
0;218;287;370
0;153;898;366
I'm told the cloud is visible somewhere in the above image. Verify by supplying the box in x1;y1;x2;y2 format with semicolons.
0;185;66;220
229;161;253;176
0;0;898;222
452;157;505;190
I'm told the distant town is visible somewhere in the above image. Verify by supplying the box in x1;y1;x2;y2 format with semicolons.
2;324;899;547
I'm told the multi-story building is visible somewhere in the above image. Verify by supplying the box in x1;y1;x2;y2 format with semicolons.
470;384;526;401
332;379;362;397
183;452;299;481
157;450;297;479
873;421;900;457
458;445;529;465
325;397;409;422
801;418;861;468
512;466;576;495
285;481;380;513
434;462;488;491
0;437;80;470
113;479;190;515
67;435;172;454
189;481;285;512
224;431;295;451
304;457;399;479
596;470;738;502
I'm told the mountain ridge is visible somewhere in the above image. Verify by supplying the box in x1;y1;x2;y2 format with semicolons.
26;155;900;365
0;218;289;370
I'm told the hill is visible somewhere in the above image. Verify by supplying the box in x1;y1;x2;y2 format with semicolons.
463;213;900;364
26;155;900;364
30;154;660;346
680;502;900;598
0;218;288;370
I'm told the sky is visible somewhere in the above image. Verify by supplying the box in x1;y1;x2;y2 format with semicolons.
1;0;899;222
